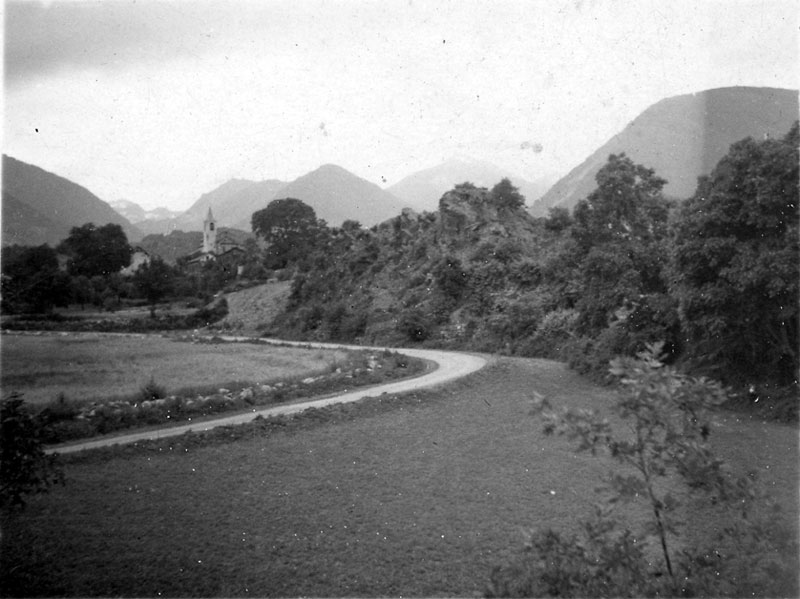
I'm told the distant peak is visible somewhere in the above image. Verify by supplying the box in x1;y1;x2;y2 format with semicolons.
444;154;481;165
316;163;349;173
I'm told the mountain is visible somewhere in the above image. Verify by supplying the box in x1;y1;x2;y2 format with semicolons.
109;199;181;225
233;164;405;229
209;179;286;229
1;190;67;246
138;178;286;235
531;87;799;216
388;156;551;212
2;155;142;246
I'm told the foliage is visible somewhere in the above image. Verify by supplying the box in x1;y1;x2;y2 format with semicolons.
3;299;229;333
397;308;434;342
491;178;526;210
671;122;799;385
570;154;673;335
433;255;469;302
1;244;71;313
58;222;132;277
543;206;572;232
251;198;325;269
572;154;670;249
1;393;64;510
139;377;167;402
488;343;794;597
132;256;174;316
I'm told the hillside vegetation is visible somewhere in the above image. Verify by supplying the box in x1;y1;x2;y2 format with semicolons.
258;124;798;412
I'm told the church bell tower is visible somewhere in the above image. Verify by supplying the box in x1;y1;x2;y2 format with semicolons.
203;207;217;255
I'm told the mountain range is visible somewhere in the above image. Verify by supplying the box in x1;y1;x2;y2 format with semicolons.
109;199;181;225
387;156;550;212
2;155;142;246
531;86;799;216
132;165;408;234
4;86;796;248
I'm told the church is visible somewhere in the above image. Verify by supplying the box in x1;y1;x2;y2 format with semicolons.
186;207;245;266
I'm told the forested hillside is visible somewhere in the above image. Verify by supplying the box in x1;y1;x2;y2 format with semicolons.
260;124;798;406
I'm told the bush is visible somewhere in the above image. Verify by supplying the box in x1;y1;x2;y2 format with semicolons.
516;309;578;358
488;343;797;597
139;377;167;402
1;394;64;510
566;326;629;383
37;392;81;426
397;309;434;343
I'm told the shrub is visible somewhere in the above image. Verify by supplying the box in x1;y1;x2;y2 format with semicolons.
566;325;629;383
397;308;434;343
487;343;797;597
517;309;578;358
139;377;167;402
37;392;81;426
1;393;64;510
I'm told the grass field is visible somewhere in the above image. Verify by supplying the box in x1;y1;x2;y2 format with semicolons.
1;332;349;406
1;356;797;597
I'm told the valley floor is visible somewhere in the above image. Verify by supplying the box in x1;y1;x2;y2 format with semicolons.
1;356;797;597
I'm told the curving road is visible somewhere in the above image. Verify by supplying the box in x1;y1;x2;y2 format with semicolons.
46;337;487;455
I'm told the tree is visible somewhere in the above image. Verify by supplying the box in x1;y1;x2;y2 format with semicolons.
570;155;674;337
133;257;174;317
572;154;670;249
251;198;322;269
543;206;572;232
58;223;132;277
488;344;794;597
490;178;526;210
671;123;799;385
1;394;64;510
1;245;70;313
70;274;95;309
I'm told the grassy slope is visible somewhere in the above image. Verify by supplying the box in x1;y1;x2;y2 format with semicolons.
216;281;291;335
1;333;347;405
1;357;797;597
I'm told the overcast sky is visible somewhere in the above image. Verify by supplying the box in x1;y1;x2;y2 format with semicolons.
3;0;798;210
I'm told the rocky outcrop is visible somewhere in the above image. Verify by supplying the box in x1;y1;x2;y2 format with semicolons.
437;186;538;245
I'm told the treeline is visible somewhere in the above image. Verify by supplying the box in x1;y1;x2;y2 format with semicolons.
1;223;258;317
266;123;798;400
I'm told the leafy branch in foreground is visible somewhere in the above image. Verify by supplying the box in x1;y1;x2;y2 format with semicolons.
1;393;64;511
487;342;796;598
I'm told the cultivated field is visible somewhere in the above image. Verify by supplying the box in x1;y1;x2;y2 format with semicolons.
0;332;349;406
1;356;796;597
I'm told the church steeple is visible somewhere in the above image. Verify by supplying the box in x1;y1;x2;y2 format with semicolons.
203;207;217;254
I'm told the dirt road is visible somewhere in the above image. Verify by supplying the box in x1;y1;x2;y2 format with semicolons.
46;338;487;455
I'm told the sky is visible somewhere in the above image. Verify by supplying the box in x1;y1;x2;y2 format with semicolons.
3;0;798;211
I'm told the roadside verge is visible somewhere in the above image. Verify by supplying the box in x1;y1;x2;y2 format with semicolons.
46;339;487;455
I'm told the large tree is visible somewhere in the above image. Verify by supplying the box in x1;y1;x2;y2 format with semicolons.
1;245;70;313
251;198;322;269
671;123;799;384
132;257;174;317
58;223;132;277
570;154;674;335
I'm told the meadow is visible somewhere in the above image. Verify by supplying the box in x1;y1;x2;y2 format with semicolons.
1;332;350;406
1;356;796;597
